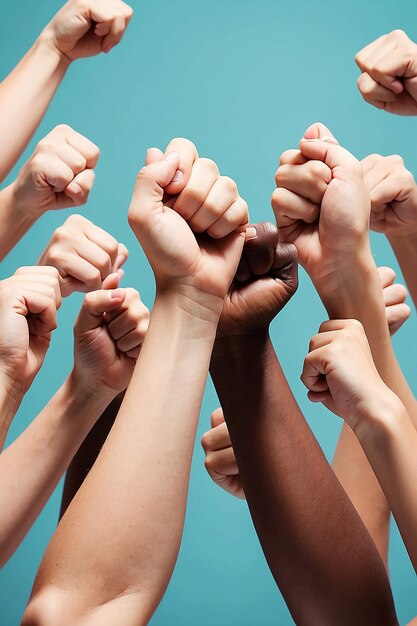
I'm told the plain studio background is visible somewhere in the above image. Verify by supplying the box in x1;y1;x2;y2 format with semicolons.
0;1;416;624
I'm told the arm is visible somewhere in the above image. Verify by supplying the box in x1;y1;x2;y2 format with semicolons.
23;142;248;625
0;0;132;182
209;224;397;626
60;393;123;517
274;125;417;566
0;284;146;566
302;319;417;575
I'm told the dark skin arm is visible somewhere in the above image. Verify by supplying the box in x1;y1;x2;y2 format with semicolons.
210;222;398;626
60;393;123;518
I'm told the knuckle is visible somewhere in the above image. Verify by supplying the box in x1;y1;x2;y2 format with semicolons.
220;176;238;194
197;157;219;175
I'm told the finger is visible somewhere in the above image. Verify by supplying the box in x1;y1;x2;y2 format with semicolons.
129;153;180;227
241;222;278;275
38;155;75;193
76;289;126;333
357;73;398;108
271;187;320;227
53;143;89;177
24;290;58;336
201;420;233;453
378;266;396;289
64;129;100;168
271;242;298;284
387;303;411;335
369;177;407;211
383;282;408;307
279;149;308;166
102;270;123;290
102;15;127;53
189;176;240;233
300;136;360;171
107;302;149;341
301;348;330;392
65;168;96;204
204;447;240;477
116;327;146;352
303;122;339;143
113;243;129;272
206;197;249;239
11;272;62;308
72;239;116;282
163;138;199;196
318;319;360;333
83;224;119;269
275;161;332;204
236;254;251;282
145;147;164;165
173;158;219;221
355;34;389;71
57;255;103;292
210;407;225;428
368;48;411;93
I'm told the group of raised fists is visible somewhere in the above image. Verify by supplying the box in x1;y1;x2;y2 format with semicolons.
1;2;417;624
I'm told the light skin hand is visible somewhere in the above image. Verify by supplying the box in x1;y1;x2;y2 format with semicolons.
355;30;417;115
362;153;417;235
0;266;61;449
128;148;248;309
272;122;372;295
73;281;149;398
301;319;396;433
12;125;100;217
378;266;410;335
37;214;128;297
41;0;134;60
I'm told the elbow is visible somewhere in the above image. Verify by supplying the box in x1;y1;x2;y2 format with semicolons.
22;588;80;626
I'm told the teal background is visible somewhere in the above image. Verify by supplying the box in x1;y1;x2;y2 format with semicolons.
0;0;416;623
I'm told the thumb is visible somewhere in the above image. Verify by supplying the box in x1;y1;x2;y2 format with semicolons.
128;152;180;228
75;288;126;333
211;407;226;428
145;147;164;165
102;270;123;290
299;127;359;171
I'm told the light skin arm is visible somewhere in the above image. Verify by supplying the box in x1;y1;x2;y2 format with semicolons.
209;224;397;626
274;124;417;568
302;319;417;574
0;283;147;566
0;0;133;182
23;144;247;625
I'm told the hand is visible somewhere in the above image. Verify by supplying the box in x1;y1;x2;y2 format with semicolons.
201;408;244;500
0;266;61;397
13;125;99;217
379;266;410;335
301;319;395;432
73;275;149;398
355;30;417;115
128;144;248;313
42;0;133;60
272;122;372;291
38;214;128;297
362;153;417;235
216;222;298;339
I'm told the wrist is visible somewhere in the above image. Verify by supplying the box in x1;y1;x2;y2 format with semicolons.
36;29;72;69
0;375;25;441
154;285;223;330
66;370;117;414
6;180;46;222
353;388;408;445
212;329;270;359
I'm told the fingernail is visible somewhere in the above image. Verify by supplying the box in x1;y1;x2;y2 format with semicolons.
321;136;338;145
172;169;184;183
110;288;124;299
245;226;257;240
117;268;125;278
300;138;317;143
165;151;179;162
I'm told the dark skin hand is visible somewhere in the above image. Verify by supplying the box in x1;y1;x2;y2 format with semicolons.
60;393;123;518
210;222;398;626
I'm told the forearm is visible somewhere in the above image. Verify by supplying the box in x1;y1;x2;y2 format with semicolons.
0;35;69;182
24;294;218;625
60;393;124;518
356;398;417;574
210;334;397;626
332;424;390;568
0;373;110;566
0;381;23;451
388;232;417;310
0;183;40;260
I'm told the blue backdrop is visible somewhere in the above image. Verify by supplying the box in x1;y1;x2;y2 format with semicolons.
0;1;416;624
